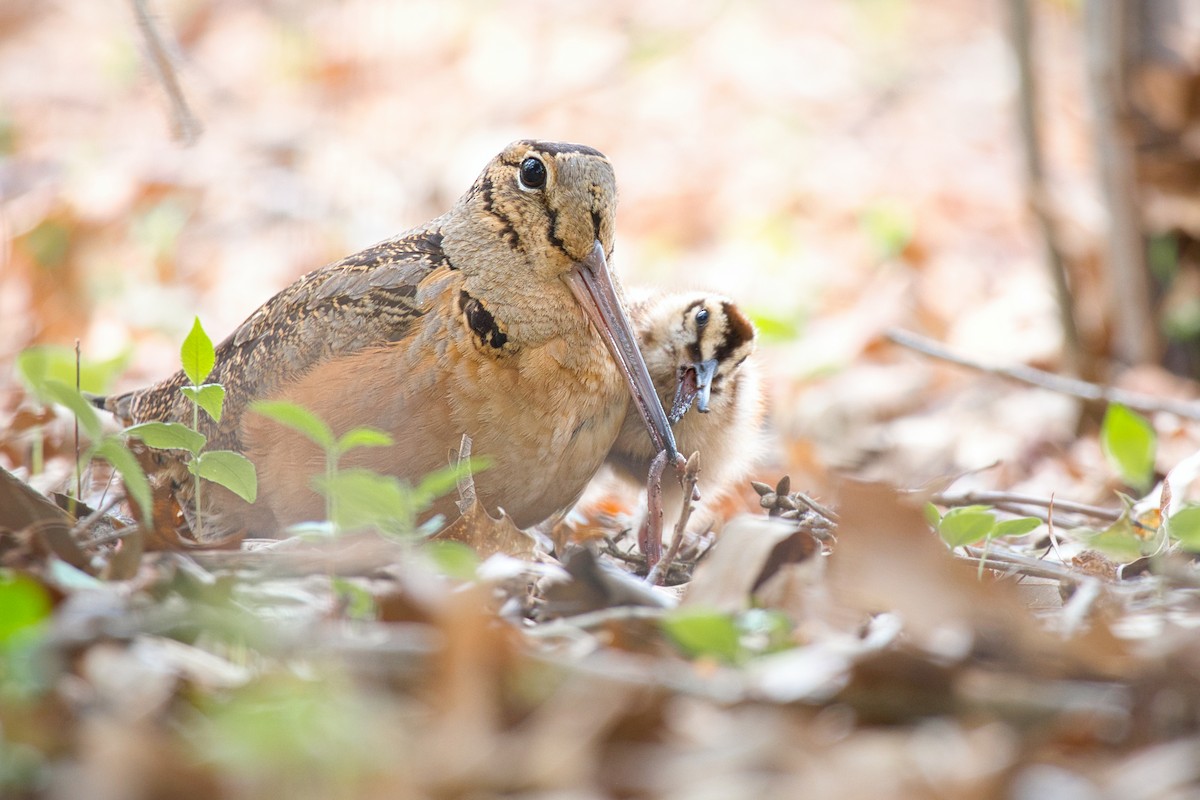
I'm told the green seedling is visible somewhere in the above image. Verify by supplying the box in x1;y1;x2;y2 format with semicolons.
125;318;256;537
926;503;1042;578
16;352;152;523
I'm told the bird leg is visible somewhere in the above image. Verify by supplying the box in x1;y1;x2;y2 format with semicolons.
640;448;690;576
644;451;702;586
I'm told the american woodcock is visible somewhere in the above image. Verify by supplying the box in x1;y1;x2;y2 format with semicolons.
97;140;677;534
606;291;763;547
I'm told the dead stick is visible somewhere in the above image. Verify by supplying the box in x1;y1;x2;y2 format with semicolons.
933;490;1121;522
886;328;1200;420
130;0;201;144
1007;0;1085;376
74;339;82;504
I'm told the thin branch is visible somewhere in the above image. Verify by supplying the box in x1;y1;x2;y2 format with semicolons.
886;328;1200;420
959;545;1088;583
795;491;840;524
933;489;1122;523
130;0;201;145
1007;0;1085;376
1084;0;1158;364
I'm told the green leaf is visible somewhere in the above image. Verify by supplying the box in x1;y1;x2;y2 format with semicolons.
1167;505;1200;551
990;517;1042;539
334;427;394;454
1101;404;1156;491
425;540;480;580
181;383;226;423
94;437;153;521
923;502;942;527
250;401;335;451
16;345;130;396
181;316;216;386
0;573;52;645
937;507;996;548
1085;517;1151;562
313;469;414;535
190;450;258;503
661;608;742;663
125;421;206;455
38;379;103;439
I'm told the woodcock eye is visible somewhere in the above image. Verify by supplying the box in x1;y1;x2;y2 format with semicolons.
518;157;547;190
695;308;710;328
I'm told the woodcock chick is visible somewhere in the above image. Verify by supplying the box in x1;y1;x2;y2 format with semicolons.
606;291;763;551
97;141;677;535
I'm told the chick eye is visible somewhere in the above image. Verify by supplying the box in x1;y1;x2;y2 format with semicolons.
695;308;710;328
518;157;547;190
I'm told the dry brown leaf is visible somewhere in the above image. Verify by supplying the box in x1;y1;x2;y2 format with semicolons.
0;463;91;572
683;515;812;613
433;498;541;559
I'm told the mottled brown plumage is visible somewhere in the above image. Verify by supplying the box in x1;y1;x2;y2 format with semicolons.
607;291;763;534
100;140;676;535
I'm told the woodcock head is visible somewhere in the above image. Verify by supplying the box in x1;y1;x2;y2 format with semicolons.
442;140;677;458
635;293;758;424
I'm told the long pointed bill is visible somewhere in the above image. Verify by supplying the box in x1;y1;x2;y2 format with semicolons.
669;357;718;423
693;358;718;413
565;241;678;460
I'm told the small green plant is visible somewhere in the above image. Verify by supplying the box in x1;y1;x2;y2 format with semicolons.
125;318;256;536
927;504;1042;550
250;400;488;538
16;351;152;522
926;504;1042;577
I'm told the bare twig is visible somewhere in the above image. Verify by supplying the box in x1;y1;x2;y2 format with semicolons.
455;434;475;514
959;544;1088;583
645;451;701;586
933;489;1122;523
795;491;840;524
130;0;201;144
72;493;132;544
886;328;1200;420
1007;0;1085;376
74;339;82;504
1084;0;1157;364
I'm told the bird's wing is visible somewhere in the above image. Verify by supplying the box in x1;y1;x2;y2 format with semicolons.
115;224;452;447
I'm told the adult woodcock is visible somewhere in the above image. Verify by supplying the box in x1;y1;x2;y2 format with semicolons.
97;140;678;535
607;291;762;556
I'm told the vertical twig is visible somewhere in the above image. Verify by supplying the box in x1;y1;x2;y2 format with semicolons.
74;339;82;505
455;434;475;514
1006;0;1086;377
130;0;202;144
1085;0;1159;364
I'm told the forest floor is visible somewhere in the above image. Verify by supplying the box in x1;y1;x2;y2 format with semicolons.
4;2;1200;798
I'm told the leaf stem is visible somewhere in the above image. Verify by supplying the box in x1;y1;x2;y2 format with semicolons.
192;392;202;537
